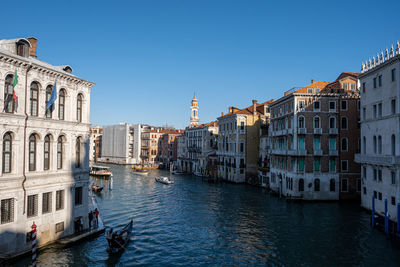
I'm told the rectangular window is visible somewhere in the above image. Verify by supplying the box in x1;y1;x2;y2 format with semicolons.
378;103;382;117
1;198;14;224
378;75;382;87
314;159;320;171
363;166;367;179
363;187;367;195
298;137;305;150
392;68;396;82
42;192;52;214
378;192;382;200
56;222;64;233
341;160;348;172
27;194;38;218
392;197;396;206
314;137;320;150
373;105;377;118
373;77;377;88
299;100;305;109
342;83;348;90
392;99;396;115
374;191;377;199
329;159;336;172
298;159;304;171
373;169;377;180
378;169;382;181
56;190;64;211
240;121;245;131
240;143;244;153
362;82;366;93
75;187;83;206
308;88;313;94
329;138;336;150
329;101;336;111
363;107;366;120
314;101;320;111
392;171;396;184
341;100;348;110
341;179;348;192
351;83;356;91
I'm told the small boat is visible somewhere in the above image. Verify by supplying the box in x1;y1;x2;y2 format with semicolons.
91;185;104;192
106;220;133;254
134;169;149;176
171;170;185;175
155;176;174;185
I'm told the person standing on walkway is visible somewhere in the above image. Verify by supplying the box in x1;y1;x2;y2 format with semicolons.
94;208;99;228
88;211;93;230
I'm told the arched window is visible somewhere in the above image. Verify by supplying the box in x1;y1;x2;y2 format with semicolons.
330;179;335;192
314;116;320;128
298;178;304;192
76;137;81;168
29;134;36;171
45;85;53;118
59;89;65;120
77;94;83;122
378;136;382;154
2;132;12;173
341;138;348;151
57;136;63;169
341;117;348;129
44;135;50;170
392;134;396;156
298;116;305;128
314;178;320;192
373;136;377;154
30;82;39;117
329;117;336;129
4;74;14;113
363;137;366;154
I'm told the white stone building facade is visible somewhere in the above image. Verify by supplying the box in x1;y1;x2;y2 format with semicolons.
355;43;400;221
0;37;94;257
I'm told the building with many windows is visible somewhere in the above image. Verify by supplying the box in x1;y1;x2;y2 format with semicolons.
179;121;218;175
269;73;360;200
159;130;184;169
355;42;400;221
217;100;273;183
100;123;148;164
89;126;102;163
0;37;94;257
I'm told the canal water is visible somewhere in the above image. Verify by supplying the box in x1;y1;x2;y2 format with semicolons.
14;164;400;266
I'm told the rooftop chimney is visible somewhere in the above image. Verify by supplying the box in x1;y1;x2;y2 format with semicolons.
252;100;257;115
28;37;37;58
221;112;224;116
311;79;315;84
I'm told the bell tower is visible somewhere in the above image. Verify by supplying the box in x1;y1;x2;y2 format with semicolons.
190;93;199;128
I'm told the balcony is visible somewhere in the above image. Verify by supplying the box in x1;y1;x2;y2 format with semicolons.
329;128;338;135
314;149;323;156
298;128;307;135
314;128;322;135
329;150;338;156
287;150;296;155
297;149;307;156
271;149;287;155
354;154;400;166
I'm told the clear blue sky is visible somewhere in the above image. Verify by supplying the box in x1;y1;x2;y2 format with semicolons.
2;0;400;129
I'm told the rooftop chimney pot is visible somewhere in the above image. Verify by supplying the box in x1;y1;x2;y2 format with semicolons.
311;79;315;84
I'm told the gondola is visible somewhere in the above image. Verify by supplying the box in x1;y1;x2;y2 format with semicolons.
106;220;133;254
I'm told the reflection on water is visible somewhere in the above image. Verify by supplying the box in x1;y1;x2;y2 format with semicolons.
14;164;400;266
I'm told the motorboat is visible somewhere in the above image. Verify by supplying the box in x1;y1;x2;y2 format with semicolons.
171;170;185;175
155;176;174;185
91;184;104;193
106;220;133;254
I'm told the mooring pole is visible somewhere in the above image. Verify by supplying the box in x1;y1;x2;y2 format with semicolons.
397;203;400;234
31;222;37;267
372;195;375;228
385;198;389;235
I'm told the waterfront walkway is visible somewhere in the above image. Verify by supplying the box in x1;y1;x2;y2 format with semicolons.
57;192;105;246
